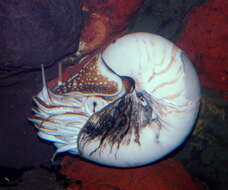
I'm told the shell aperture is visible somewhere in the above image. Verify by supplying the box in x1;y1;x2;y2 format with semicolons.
30;32;200;167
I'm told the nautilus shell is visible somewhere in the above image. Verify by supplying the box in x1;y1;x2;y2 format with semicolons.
30;33;200;168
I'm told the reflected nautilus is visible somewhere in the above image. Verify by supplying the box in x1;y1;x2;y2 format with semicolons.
30;33;200;168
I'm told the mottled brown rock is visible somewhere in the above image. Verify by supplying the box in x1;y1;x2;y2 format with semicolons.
0;0;82;70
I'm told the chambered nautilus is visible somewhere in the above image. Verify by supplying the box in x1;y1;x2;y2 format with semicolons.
30;32;200;168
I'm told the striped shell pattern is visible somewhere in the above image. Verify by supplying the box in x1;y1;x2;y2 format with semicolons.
30;33;200;167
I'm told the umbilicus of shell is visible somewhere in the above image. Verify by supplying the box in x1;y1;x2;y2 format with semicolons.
30;32;200;168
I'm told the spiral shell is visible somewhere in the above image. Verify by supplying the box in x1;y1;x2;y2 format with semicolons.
30;33;200;167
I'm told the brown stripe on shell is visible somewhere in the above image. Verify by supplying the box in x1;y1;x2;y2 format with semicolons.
151;67;182;94
154;45;178;76
54;56;119;95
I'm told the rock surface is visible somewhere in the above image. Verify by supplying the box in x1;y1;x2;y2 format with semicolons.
0;0;81;70
0;0;82;168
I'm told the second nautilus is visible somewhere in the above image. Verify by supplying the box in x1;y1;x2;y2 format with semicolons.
30;32;201;168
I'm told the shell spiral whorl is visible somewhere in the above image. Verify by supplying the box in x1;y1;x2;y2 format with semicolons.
30;33;200;168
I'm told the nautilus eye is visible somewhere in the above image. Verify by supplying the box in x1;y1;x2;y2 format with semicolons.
30;32;200;168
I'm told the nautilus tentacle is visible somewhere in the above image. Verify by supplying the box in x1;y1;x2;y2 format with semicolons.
30;56;126;154
30;32;200;168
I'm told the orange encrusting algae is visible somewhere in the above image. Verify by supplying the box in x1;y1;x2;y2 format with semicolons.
79;0;144;54
61;156;205;190
177;0;228;99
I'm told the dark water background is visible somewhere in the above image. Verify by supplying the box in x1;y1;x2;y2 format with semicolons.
0;0;227;189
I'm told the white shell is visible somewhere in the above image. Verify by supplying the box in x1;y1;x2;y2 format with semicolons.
30;32;200;168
